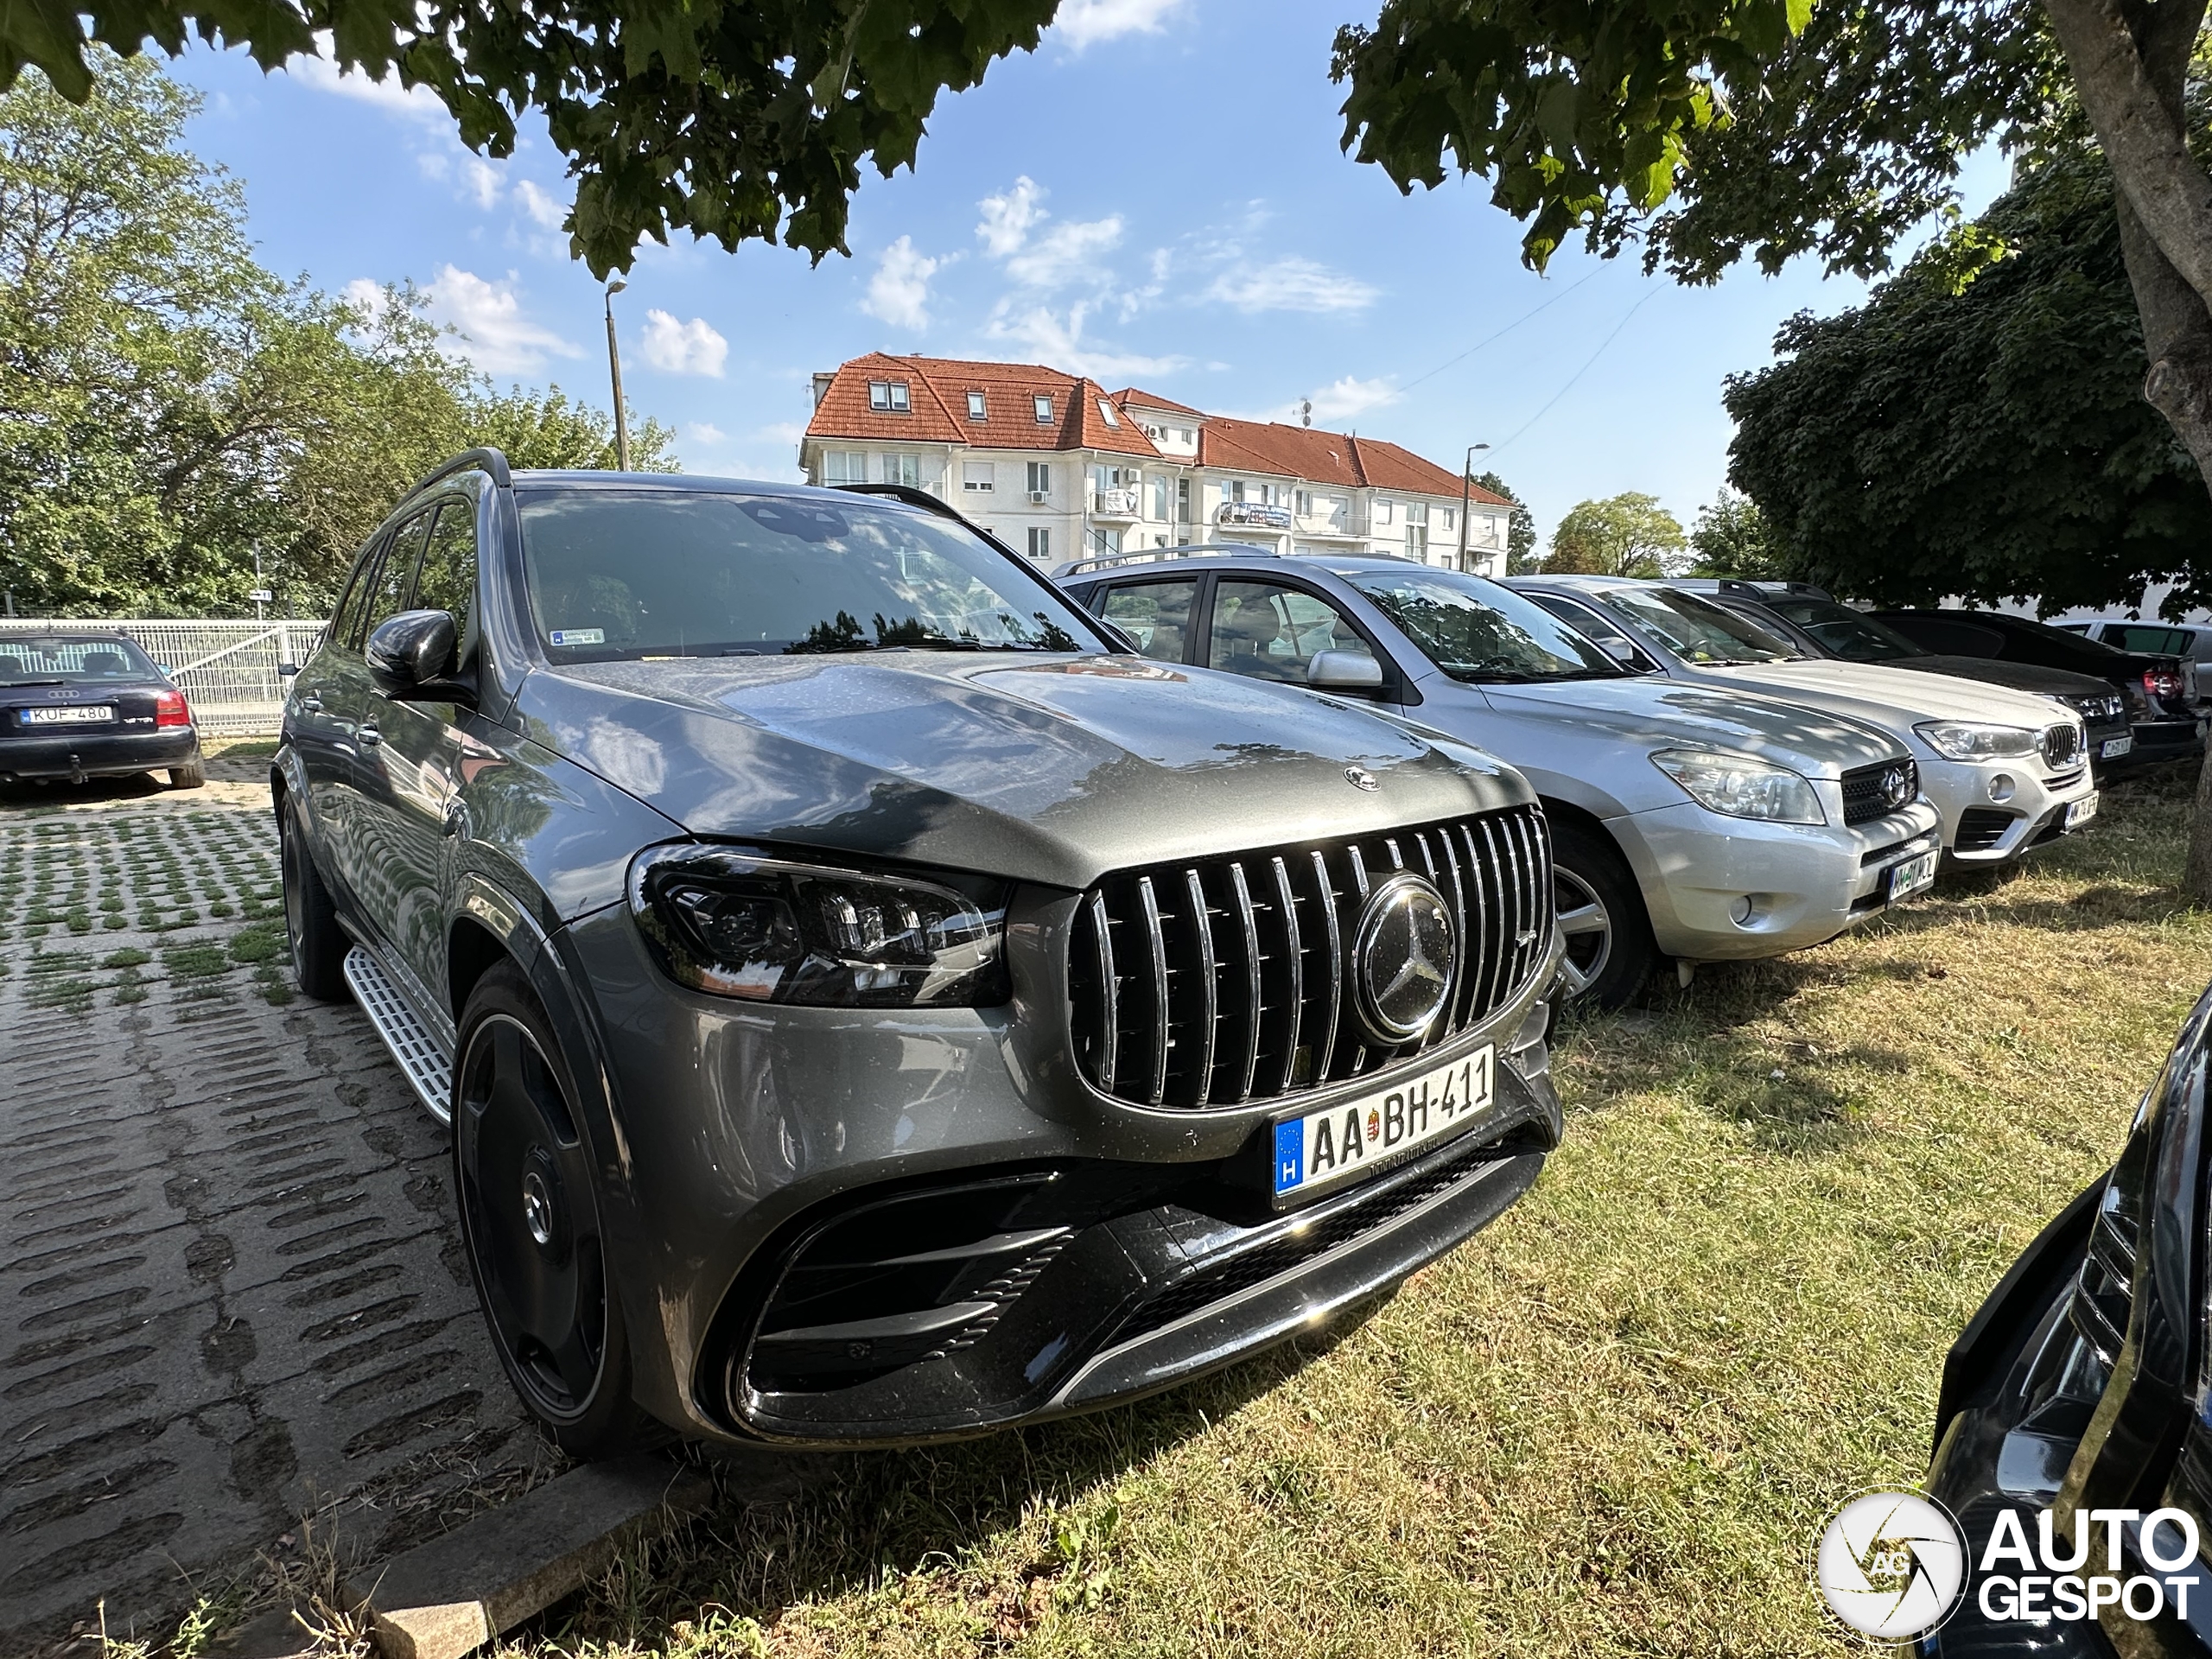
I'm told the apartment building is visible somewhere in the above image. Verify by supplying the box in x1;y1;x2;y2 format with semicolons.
800;353;1515;574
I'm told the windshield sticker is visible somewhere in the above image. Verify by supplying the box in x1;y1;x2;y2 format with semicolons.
549;628;605;647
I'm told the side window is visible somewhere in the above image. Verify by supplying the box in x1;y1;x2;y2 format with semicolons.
1533;594;1623;644
1904;618;2003;658
1208;581;1376;684
415;499;478;650
1098;580;1197;664
330;538;385;654
358;511;433;645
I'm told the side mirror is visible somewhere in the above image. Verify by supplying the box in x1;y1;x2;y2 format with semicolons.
1306;650;1385;691
276;661;299;678
366;609;471;702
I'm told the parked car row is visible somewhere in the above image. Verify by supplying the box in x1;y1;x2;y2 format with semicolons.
265;453;2205;1475
0;632;204;789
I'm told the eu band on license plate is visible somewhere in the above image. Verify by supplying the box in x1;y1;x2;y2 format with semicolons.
1885;849;1938;903
2067;791;2100;830
1272;1046;1493;1205
21;705;112;724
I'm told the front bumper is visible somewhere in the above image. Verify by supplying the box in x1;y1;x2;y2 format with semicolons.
557;891;1560;1447
2108;716;2204;768
0;728;198;781
1610;797;1942;962
1921;754;2097;865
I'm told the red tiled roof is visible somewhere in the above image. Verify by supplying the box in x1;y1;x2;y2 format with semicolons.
1198;417;1513;505
806;354;1160;458
1111;386;1207;418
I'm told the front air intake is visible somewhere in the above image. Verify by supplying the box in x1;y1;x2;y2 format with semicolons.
1066;804;1552;1111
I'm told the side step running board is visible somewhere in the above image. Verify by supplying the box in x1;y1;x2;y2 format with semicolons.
343;945;454;1126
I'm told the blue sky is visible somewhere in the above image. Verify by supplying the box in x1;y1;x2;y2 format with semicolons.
172;0;2008;543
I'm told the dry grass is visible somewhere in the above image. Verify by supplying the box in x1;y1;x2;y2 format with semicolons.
497;765;2212;1659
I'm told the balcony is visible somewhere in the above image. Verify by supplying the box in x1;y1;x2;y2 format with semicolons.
1216;502;1292;531
1091;487;1141;519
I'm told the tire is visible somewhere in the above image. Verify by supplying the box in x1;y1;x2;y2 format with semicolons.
1548;819;1657;1011
168;760;207;789
454;962;662;1459
280;797;351;1002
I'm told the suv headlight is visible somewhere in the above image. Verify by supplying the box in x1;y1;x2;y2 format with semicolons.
1649;750;1826;824
1914;720;2038;760
629;846;1009;1007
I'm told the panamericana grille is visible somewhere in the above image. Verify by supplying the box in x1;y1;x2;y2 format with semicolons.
1067;804;1553;1110
1840;758;1919;827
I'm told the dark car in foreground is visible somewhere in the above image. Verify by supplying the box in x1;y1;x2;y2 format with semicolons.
1923;978;2212;1654
277;452;1564;1456
1678;581;2136;779
0;632;204;789
1873;607;2202;768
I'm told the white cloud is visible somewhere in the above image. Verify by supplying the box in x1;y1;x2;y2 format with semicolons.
863;236;944;333
976;177;1046;257
685;423;726;445
1054;0;1190;48
1205;257;1378;315
1272;376;1401;425
639;309;729;378
462;158;502;211
284;45;447;123
1006;217;1124;289
514;179;567;230
424;266;582;375
340;277;385;321
982;301;1187;382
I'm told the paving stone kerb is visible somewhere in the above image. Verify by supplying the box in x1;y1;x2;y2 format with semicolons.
0;770;560;1654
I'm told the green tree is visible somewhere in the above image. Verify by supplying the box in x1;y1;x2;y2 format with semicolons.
1;1;1058;278
1687;487;1787;579
1727;138;2212;613
1545;493;1688;577
1471;469;1539;572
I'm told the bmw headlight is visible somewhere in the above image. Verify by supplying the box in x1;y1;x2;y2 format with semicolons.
629;847;1008;1007
1914;720;2038;760
1650;750;1826;824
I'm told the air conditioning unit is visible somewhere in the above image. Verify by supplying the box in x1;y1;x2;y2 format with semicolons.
1028;490;1049;504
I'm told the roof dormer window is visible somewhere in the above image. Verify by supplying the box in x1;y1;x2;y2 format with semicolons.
868;380;910;413
1096;398;1120;428
1033;395;1054;424
967;391;988;420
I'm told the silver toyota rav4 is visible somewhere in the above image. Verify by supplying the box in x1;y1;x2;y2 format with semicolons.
1058;552;1943;1007
276;456;1564;1454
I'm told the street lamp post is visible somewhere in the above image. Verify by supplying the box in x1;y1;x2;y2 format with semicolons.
1457;442;1491;573
603;279;632;472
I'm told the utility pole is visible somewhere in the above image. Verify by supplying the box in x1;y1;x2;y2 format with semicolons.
604;278;632;472
1458;442;1491;574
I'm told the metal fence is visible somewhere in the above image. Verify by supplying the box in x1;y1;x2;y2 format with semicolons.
0;618;328;735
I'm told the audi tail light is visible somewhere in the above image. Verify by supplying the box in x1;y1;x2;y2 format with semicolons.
154;689;191;728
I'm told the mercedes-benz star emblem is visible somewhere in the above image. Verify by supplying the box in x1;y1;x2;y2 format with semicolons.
1352;874;1458;1041
1880;766;1912;808
1345;766;1379;791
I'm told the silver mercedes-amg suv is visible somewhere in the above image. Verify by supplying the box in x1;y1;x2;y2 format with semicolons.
276;454;1563;1454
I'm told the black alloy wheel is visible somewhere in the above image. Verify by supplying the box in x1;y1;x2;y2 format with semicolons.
280;798;350;1001
454;963;654;1457
1547;820;1656;1011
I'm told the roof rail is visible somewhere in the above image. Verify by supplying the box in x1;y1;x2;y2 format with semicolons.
1053;542;1282;577
831;482;1027;563
400;447;513;503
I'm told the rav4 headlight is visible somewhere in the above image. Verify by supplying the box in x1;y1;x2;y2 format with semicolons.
629;847;1009;1007
1649;749;1826;824
1914;720;2038;760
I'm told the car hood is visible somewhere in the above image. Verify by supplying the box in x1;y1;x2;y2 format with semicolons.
1879;654;2122;705
1696;659;2072;734
512;652;1527;890
1470;677;1902;778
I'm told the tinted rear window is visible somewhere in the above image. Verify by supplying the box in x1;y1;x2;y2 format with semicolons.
0;637;161;683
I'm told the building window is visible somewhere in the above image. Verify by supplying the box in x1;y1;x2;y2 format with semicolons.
1227;480;1245;505
823;450;865;486
966;391;988;421
868;380;910;413
1405;523;1429;562
1027;461;1052;496
1406;503;1427;526
1087;528;1123;556
1443;507;1456;531
1295;490;1312;517
1033;395;1054;424
1027;526;1051;563
1097;398;1121;428
963;462;995;493
1375;499;1394;524
885;454;923;486
1149;474;1169;522
1176;478;1191;523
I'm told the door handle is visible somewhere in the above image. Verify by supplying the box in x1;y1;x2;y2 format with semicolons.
301;696;322;713
358;721;380;747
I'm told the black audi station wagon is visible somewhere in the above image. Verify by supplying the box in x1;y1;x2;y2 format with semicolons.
276;453;1566;1453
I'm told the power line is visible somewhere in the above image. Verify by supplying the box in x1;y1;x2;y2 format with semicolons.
1486;286;1665;456
1394;268;1605;397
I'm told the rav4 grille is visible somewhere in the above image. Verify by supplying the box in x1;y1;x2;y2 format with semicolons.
1067;804;1553;1110
1840;759;1920;827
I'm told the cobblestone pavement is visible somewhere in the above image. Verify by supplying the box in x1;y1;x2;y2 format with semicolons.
0;761;560;1655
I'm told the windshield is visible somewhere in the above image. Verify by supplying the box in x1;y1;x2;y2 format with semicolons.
1605;588;1805;665
1767;596;1929;663
0;636;162;685
516;490;1103;661
1348;568;1624;682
